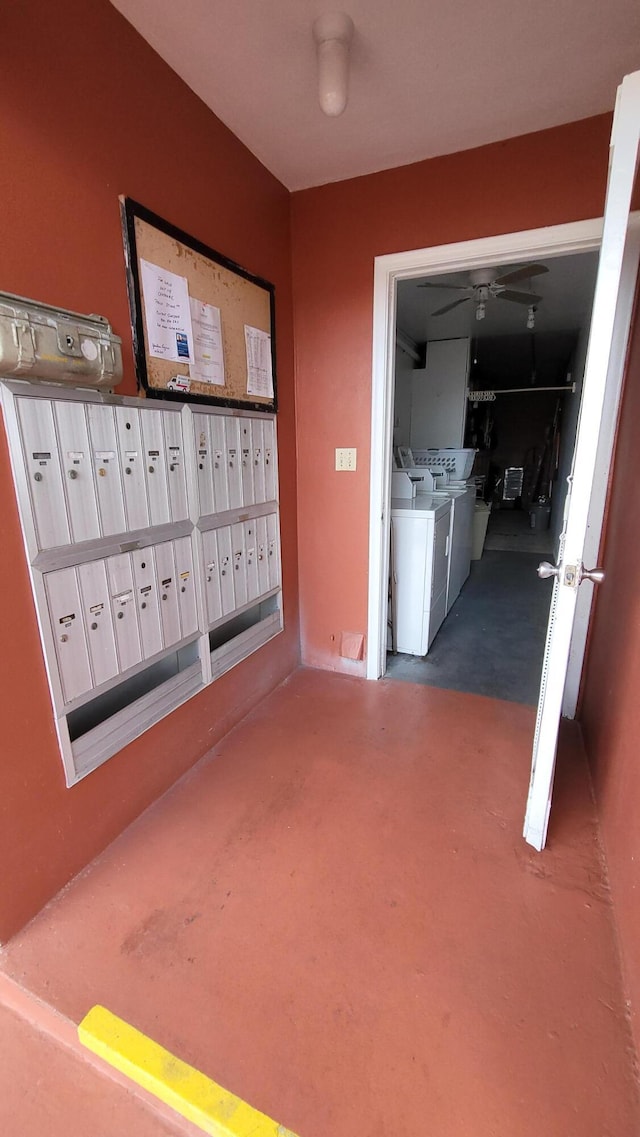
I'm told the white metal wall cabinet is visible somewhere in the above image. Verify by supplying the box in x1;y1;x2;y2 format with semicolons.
86;404;127;536
115;406;150;531
1;380;283;786
44;567;93;703
17;397;71;549
107;553;143;673
131;547;163;659
54;401;101;543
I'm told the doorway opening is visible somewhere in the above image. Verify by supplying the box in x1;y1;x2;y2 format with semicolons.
385;250;599;705
367;218;622;704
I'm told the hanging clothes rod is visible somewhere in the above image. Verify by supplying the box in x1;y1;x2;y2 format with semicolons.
468;384;576;402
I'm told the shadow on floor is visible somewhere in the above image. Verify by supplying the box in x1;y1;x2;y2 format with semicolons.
386;549;554;704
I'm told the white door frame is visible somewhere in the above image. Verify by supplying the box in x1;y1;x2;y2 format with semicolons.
367;216;639;689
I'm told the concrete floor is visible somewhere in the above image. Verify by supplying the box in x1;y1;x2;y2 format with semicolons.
387;550;554;704
1;669;638;1136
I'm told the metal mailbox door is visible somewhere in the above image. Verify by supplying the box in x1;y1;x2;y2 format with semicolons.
193;413;215;519
141;408;171;527
240;420;255;506
216;526;236;616
263;418;277;503
201;528;223;626
209;413;229;513
244;519;260;602
115;406;149;532
53;400;100;543
107;553;143;673
251;419;266;504
86;404;127;536
44;567;93;703
131;547;163;659
16;396;71;549
173;536;199;638
266;512;280;590
231;522;248;609
225;417;243;510
154;541;182;647
163;411;189;522
256;515;270;597
77;559;119;688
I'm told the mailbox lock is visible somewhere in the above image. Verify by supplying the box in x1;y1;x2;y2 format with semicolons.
117;611;124;619
60;634;68;643
125;422;131;430
65;335;74;349
141;601;147;610
199;462;204;470
181;585;186;593
140;561;146;569
34;472;43;482
68;469;78;480
162;593;168;601
90;621;98;630
98;467;106;477
125;467;132;475
148;465;155;474
170;464;176;472
206;575;211;582
221;570;226;576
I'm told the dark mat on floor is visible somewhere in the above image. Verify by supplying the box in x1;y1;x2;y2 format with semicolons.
386;550;554;705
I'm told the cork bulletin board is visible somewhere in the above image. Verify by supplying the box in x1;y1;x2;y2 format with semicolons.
120;197;277;412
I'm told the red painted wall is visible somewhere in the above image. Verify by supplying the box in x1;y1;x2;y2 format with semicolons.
580;290;640;1051
0;0;298;941
290;116;613;673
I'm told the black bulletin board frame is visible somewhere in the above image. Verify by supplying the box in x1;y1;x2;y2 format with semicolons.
120;197;277;413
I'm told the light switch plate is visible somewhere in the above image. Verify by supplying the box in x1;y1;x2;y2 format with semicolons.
335;447;357;471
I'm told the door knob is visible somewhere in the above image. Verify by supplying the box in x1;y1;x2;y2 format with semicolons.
537;561;560;579
579;565;605;585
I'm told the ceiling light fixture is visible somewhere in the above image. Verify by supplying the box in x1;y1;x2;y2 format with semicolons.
475;301;486;321
527;305;536;330
313;12;354;117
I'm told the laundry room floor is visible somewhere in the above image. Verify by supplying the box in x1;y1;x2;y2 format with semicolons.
386;549;553;703
1;669;638;1137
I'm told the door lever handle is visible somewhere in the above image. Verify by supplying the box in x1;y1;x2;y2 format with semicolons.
537;561;560;580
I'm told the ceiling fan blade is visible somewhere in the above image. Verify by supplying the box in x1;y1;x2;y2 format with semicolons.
493;263;549;286
496;289;543;305
418;281;470;290
431;297;471;317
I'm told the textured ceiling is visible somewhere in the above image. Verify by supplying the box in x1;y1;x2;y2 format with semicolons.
110;0;640;190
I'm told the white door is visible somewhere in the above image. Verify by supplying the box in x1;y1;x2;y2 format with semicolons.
524;70;640;850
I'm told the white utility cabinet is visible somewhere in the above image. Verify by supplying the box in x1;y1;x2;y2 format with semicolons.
409;338;470;451
391;494;452;655
1;380;283;786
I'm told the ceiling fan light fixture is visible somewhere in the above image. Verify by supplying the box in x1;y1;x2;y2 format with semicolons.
527;305;536;330
475;301;486;321
313;12;354;117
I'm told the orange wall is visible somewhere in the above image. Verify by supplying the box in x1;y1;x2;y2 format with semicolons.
291;116;613;673
0;0;298;941
580;291;640;1051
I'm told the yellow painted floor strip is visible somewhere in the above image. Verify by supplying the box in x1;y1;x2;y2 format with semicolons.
78;1005;299;1137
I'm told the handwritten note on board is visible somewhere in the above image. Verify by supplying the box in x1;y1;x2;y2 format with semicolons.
140;259;194;363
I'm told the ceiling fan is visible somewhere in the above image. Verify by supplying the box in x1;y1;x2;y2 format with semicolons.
419;263;549;321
